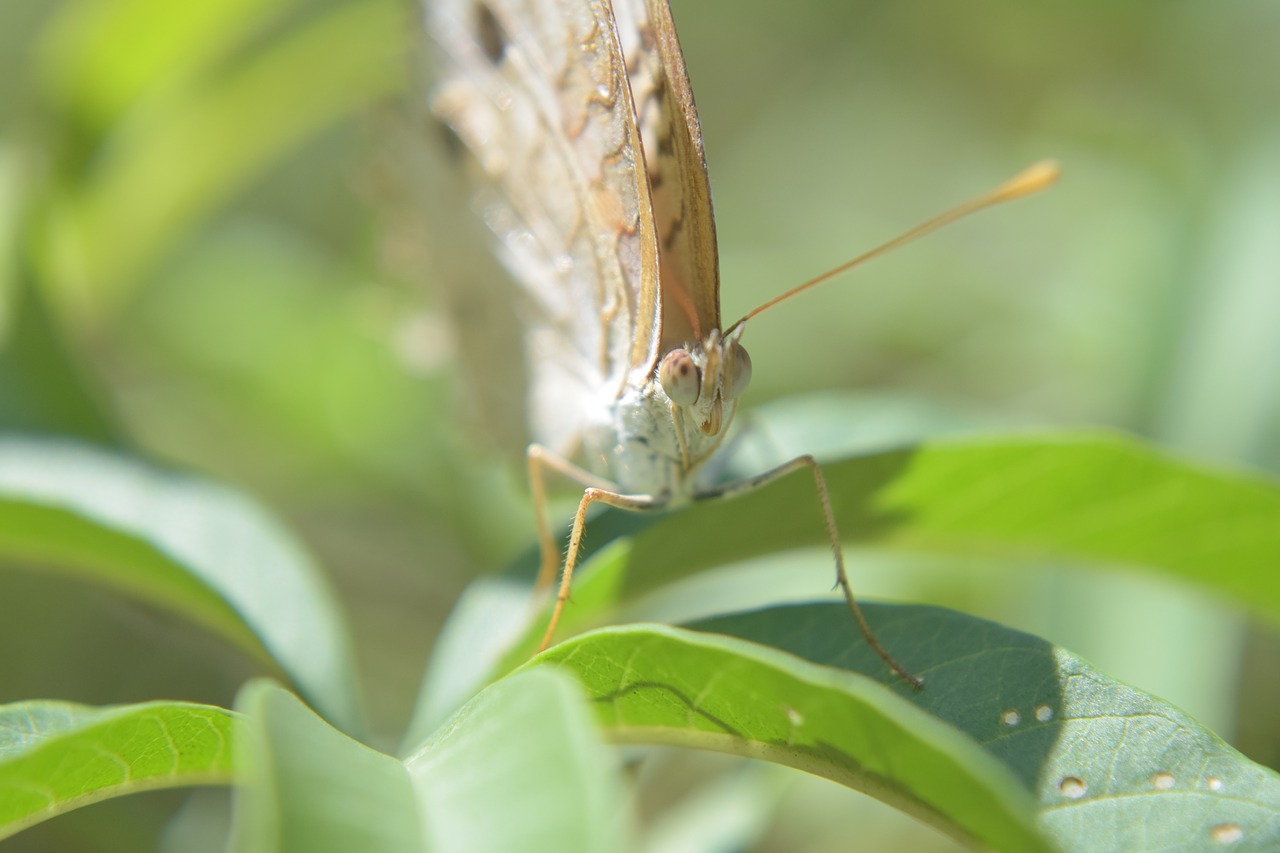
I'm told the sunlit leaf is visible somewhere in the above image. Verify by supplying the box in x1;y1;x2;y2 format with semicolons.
540;607;1280;852
0;151;120;445
230;671;628;853
536;620;1050;853
0;700;236;841
0;437;362;732
38;0;296;131
472;432;1280;692
229;681;419;853
406;668;630;853
698;604;1280;853
627;433;1280;614
42;0;405;319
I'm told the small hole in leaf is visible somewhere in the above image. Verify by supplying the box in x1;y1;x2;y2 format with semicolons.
1210;823;1243;844
1151;771;1175;790
1034;704;1054;722
1207;776;1224;792
1000;709;1021;727
1058;776;1087;799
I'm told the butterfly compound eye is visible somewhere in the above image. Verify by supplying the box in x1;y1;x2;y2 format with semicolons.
723;342;752;401
660;349;701;407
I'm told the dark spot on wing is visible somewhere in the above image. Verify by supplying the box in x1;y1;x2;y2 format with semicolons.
661;215;685;251
476;3;507;64
431;114;465;161
656;134;674;157
638;23;656;52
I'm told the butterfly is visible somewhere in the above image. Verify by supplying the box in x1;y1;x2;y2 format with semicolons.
424;0;1056;687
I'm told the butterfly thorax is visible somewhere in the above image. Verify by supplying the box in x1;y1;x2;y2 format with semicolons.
580;329;752;502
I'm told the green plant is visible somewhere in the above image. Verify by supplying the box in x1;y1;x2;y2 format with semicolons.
4;429;1280;851
3;1;1279;851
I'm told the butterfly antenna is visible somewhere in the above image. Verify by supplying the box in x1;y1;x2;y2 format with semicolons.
726;160;1061;334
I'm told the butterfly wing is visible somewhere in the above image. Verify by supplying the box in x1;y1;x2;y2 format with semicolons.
427;0;662;455
615;0;721;349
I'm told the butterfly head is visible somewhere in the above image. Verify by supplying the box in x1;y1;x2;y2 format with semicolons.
658;328;752;442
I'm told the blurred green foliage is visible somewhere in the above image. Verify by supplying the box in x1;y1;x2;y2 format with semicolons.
1;0;1278;849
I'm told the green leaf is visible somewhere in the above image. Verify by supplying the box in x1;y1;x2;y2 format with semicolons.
489;432;1280;667
692;603;1280;852
539;607;1280;852
401;577;531;750
0;148;121;445
231;671;629;853
41;0;405;317
0;272;122;446
535;621;1051;853
37;0;297;132
626;433;1280;612
0;437;362;733
0;699;237;841
405;668;631;853
405;428;1280;847
230;681;420;853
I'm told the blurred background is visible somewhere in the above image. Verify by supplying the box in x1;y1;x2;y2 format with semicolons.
1;0;1277;849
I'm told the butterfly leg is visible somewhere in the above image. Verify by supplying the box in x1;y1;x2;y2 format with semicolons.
526;445;657;652
698;455;923;689
526;444;619;594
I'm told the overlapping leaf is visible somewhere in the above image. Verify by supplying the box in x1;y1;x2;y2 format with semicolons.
0;437;362;731
475;432;1280;681
229;672;627;853
537;606;1280;852
0;700;237;841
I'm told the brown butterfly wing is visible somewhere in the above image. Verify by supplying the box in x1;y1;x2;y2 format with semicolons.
617;0;722;350
427;0;662;453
